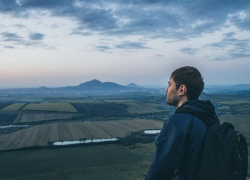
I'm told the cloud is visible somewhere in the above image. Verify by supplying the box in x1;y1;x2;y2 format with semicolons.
0;0;249;41
50;23;62;29
229;12;250;31
29;33;45;40
116;41;150;49
229;53;250;59
223;32;236;38
204;35;250;60
214;52;250;61
56;6;118;35
1;32;22;42
4;45;15;49
96;45;113;52
70;30;92;36
96;46;112;50
13;24;27;29
205;36;250;50
180;47;198;55
0;31;51;49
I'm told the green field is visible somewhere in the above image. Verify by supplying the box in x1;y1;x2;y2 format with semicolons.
217;114;250;175
0;114;18;124
69;100;106;103
105;100;168;114
19;113;81;123
71;103;128;114
0;144;151;180
220;114;250;138
1;103;26;111
0;119;163;151
22;102;77;112
218;100;250;105
0;103;13;111
1;93;250;179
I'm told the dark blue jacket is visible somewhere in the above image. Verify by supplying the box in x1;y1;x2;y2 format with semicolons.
145;100;219;180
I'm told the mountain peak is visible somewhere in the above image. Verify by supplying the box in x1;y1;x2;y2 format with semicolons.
88;79;102;83
127;83;139;88
75;79;127;91
79;79;102;86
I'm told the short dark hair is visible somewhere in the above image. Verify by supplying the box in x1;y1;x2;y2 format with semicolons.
171;66;204;100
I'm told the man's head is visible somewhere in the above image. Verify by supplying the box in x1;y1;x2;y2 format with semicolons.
166;66;204;108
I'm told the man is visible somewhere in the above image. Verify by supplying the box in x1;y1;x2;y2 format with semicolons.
145;66;219;180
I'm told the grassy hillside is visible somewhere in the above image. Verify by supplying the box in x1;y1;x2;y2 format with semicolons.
0;144;147;180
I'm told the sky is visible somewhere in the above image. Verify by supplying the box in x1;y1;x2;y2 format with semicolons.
0;0;250;88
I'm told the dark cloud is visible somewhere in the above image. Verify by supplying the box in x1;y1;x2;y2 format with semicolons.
1;32;22;42
96;46;112;50
116;41;150;49
4;45;15;49
223;32;236;38
213;56;227;61
18;40;42;46
29;33;45;40
13;24;27;29
0;31;51;49
96;45;113;52
229;53;250;59
204;35;250;60
205;37;250;50
0;0;249;42
50;23;61;29
180;47;198;55
229;12;250;31
17;0;73;9
214;52;250;61
54;6;118;34
70;30;92;36
16;40;55;49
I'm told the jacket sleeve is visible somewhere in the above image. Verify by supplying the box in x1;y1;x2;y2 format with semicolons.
145;114;190;180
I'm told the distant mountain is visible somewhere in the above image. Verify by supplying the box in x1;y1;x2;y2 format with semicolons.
0;79;164;96
232;84;250;90
199;92;211;100
39;86;48;89
126;83;139;88
68;79;128;91
79;79;102;86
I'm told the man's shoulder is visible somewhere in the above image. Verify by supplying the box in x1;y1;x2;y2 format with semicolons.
162;112;196;132
166;112;207;132
168;112;197;123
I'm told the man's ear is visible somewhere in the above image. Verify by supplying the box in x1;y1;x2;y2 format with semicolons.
178;85;187;96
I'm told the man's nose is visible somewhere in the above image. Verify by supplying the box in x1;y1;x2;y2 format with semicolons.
165;87;168;93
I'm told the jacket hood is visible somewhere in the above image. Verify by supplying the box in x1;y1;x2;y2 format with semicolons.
175;99;220;126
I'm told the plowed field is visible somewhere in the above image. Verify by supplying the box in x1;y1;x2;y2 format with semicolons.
0;119;163;150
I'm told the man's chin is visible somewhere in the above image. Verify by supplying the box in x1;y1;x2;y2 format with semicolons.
166;99;177;107
166;100;172;106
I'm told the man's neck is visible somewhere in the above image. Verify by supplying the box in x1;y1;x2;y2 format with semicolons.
175;97;188;109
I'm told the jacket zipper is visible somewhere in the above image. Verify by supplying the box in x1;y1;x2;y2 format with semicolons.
237;133;242;178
